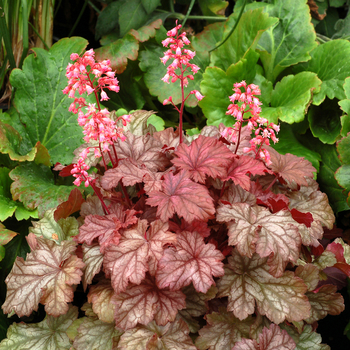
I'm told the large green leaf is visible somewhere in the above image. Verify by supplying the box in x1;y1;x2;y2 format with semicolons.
0;306;78;350
210;8;278;71
335;134;350;199
9;162;76;218
295;39;350;105
200;51;273;126
95;1;124;39
257;0;317;82
339;77;350;136
308;99;342;144
260;72;321;124
0;167;38;221
300;134;350;213
198;0;228;16
10;37;88;165
95;19;162;74
119;0;148;37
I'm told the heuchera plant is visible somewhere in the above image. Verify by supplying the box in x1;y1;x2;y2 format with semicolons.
1;23;350;350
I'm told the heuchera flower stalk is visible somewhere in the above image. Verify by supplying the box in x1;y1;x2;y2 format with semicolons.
160;21;204;144
222;80;280;165
63;49;131;213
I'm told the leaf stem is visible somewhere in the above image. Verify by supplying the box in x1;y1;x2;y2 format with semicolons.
181;0;195;28
209;0;247;53
90;180;110;215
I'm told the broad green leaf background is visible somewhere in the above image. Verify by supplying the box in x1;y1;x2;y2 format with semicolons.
9;37;88;165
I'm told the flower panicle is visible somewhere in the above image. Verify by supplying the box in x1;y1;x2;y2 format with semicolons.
222;80;279;165
160;21;203;103
63;49;129;187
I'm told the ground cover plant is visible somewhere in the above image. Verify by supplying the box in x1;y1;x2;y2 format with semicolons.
0;0;350;348
0;17;350;349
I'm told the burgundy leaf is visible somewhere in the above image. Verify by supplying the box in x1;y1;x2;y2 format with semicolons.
290;209;313;227
224;156;267;191
156;231;224;293
54;188;85;221
172;135;235;183
2;233;84;317
112;276;185;330
104;220;176;294
146;170;215;223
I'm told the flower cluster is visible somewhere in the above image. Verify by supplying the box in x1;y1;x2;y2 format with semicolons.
222;81;279;165
160;22;203;103
63;49;129;187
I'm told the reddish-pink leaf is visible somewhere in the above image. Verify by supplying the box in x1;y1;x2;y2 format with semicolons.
104;220;177;294
112;276;185;330
101;159;149;189
172;135;235;183
217;203;301;277
114;131;170;171
224;156;267;191
170;218;211;238
146;170;215;223
156;231;224;293
2;233;84;317
217;249;310;324
54;188;85;221
76;206;138;253
76;214;122;253
266;146;316;187
153;127;180;150
232;324;295;350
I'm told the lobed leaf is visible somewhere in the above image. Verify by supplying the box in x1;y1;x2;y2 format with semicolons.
2;234;84;317
217;249;310;324
232;324;295;350
172;135;235;183
196;308;254;350
305;284;344;323
118;319;196;350
156;231;224;293
112;276;186;330
72;317;123;350
104;219;176;294
146;170;215;223
224;156;267;191
266;146;316;187
0;306;78;350
217;203;301;277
